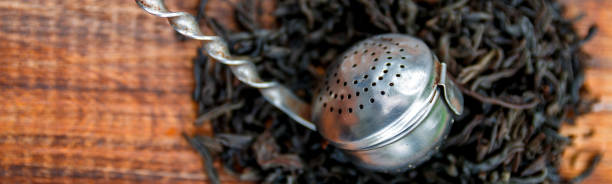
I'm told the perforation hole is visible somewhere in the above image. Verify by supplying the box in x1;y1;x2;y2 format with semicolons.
320;37;421;116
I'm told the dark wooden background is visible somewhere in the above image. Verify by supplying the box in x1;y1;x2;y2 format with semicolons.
0;0;610;183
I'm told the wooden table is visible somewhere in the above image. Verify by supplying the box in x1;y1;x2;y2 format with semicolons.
0;0;609;183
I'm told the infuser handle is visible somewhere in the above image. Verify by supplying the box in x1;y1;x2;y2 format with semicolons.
135;0;316;130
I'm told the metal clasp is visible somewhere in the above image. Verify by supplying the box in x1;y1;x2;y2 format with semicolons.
434;56;464;116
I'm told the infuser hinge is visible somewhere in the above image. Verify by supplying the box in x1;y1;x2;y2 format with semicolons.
434;56;464;116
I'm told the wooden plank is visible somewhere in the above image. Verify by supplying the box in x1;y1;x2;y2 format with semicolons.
0;0;233;183
585;69;612;98
561;112;612;184
561;0;612;68
559;0;612;183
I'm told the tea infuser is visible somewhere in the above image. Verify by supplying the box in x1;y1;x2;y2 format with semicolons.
136;0;464;172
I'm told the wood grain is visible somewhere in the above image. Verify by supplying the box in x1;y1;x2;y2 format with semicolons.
0;0;609;183
559;0;612;183
0;0;234;183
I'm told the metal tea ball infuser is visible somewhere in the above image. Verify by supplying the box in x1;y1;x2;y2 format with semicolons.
137;0;464;172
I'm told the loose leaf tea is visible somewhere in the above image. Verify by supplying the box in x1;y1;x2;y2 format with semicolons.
186;0;600;183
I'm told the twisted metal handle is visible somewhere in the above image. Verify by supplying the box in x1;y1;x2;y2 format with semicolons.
136;0;316;130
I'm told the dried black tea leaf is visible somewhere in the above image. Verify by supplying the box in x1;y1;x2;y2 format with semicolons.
185;0;600;183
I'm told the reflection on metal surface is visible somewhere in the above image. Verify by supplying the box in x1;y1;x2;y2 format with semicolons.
311;34;464;171
136;1;465;172
135;0;315;130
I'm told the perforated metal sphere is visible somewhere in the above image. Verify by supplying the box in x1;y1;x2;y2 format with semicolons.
312;34;439;150
135;0;460;172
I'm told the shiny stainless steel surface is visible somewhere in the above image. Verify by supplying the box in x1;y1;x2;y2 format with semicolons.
312;34;439;151
347;90;452;172
136;0;464;172
310;34;463;171
135;0;315;130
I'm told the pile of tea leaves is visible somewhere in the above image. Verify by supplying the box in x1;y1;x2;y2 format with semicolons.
184;0;599;183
